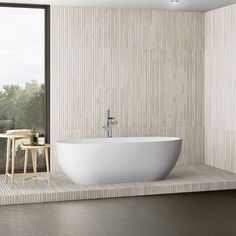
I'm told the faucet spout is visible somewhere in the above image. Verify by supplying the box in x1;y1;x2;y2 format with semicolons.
103;126;108;131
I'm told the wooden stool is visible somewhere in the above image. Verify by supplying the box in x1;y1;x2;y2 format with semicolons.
0;133;32;189
21;144;50;187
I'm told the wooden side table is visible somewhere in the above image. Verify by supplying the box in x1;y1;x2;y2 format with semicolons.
21;144;50;187
0;133;32;189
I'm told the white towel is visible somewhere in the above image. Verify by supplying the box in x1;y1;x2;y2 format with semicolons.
6;129;32;135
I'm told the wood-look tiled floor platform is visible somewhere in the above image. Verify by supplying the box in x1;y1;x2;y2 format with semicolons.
1;165;236;206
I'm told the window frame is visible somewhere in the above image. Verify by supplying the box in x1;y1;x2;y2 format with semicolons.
0;3;50;172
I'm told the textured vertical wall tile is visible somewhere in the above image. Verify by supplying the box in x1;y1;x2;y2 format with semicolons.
51;6;204;172
205;4;236;173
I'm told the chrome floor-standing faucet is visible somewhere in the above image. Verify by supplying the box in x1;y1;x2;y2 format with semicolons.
103;109;118;138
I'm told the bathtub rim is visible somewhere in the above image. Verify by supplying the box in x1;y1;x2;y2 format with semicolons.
56;136;182;144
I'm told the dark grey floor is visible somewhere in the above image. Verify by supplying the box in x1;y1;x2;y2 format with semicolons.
1;190;236;236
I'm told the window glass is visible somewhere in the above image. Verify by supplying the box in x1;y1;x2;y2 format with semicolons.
0;7;46;172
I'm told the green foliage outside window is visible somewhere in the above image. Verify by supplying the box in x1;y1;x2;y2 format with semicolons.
0;80;46;172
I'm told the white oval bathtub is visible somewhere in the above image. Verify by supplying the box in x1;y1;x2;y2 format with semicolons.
56;137;182;185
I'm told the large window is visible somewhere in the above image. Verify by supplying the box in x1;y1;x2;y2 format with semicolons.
0;5;49;173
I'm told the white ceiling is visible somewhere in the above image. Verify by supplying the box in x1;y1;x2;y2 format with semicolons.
0;0;236;12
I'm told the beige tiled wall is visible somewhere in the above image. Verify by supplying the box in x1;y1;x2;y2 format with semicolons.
50;6;205;171
205;4;236;173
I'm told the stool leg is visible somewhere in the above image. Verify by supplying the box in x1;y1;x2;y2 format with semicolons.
23;149;28;186
35;150;38;183
5;138;11;184
11;138;15;189
45;148;50;187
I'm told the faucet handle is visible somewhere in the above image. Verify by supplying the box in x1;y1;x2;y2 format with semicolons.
112;121;118;126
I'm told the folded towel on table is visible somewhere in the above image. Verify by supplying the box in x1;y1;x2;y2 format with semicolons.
6;129;32;135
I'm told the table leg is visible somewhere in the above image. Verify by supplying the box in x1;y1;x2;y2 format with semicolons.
45;148;50;186
11;138;15;189
5;138;11;184
32;150;37;183
23;149;28;186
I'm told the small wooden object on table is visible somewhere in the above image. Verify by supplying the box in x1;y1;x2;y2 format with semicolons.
21;144;50;187
0;133;32;189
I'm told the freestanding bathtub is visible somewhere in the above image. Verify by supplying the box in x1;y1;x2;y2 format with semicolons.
56;137;182;185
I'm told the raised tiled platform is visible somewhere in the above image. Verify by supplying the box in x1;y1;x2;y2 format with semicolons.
1;165;236;206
